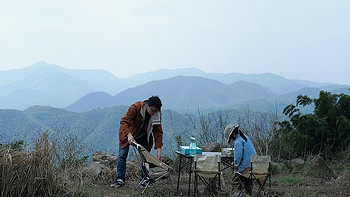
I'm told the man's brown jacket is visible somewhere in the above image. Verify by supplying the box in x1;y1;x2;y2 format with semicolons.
118;100;163;149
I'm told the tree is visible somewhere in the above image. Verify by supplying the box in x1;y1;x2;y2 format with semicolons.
277;91;350;159
237;105;280;156
184;108;230;146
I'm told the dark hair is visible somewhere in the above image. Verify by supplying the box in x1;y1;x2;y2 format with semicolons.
147;96;162;110
234;129;248;142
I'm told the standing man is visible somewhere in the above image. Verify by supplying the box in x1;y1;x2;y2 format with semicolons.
111;96;163;186
225;124;257;196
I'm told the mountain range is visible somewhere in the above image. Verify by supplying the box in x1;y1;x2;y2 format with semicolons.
0;62;123;109
66;76;278;112
0;62;349;112
0;105;192;156
1;62;350;157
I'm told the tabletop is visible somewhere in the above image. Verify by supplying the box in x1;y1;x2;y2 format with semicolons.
175;150;234;158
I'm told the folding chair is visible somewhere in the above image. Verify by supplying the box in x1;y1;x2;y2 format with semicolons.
132;141;173;195
233;155;271;196
194;154;221;197
251;155;271;195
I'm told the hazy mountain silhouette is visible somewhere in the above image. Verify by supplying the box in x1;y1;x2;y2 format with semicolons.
0;62;344;110
65;91;114;112
229;81;276;100
122;67;207;88
67;76;281;112
114;76;244;110
0;62;122;109
122;68;324;95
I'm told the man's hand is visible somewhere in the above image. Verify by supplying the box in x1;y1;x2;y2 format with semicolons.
157;148;162;161
127;133;134;145
234;165;238;171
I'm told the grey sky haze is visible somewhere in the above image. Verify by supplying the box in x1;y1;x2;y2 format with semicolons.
1;0;349;85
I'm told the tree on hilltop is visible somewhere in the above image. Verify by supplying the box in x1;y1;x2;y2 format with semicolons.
275;90;350;160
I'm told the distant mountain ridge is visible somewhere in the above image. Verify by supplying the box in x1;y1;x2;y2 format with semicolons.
0;61;347;110
0;105;189;156
0;62;123;109
66;76;277;112
123;68;322;94
67;75;350;113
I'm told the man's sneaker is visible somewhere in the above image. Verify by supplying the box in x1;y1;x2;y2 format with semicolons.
110;179;125;187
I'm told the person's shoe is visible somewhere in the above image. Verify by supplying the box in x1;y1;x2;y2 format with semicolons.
110;179;125;187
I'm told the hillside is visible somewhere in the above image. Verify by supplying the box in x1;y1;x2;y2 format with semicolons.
65;92;115;113
113;76;244;110
207;72;308;94
67;75;350;113
0;106;191;156
226;86;350;113
0;62;342;110
229;80;276;99
0;62;122;109
121;68;319;95
67;76;277;112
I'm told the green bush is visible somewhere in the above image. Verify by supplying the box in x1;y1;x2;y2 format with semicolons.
0;140;24;151
277;176;301;185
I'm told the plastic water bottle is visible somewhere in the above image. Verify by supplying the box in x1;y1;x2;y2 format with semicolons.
189;137;196;156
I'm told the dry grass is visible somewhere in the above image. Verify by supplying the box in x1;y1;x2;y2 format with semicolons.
1;130;112;197
0;131;65;197
1;131;350;197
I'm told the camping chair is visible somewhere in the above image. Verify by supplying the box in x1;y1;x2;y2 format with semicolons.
132;141;173;195
251;155;271;195
233;155;271;196
194;154;221;197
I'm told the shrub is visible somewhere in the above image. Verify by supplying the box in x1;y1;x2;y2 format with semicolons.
278;176;301;185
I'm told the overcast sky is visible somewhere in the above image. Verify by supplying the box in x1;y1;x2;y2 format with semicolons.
0;0;349;85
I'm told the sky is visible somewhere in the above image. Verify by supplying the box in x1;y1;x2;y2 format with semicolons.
0;0;349;85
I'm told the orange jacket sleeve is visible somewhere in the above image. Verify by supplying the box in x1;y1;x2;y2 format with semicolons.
119;104;138;139
153;120;164;149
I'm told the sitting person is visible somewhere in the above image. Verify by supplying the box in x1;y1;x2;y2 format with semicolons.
225;124;257;196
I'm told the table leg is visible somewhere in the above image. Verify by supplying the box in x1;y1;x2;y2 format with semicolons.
188;157;193;196
177;155;182;191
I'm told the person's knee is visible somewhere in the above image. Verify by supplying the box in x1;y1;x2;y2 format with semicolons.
118;155;127;160
118;146;129;159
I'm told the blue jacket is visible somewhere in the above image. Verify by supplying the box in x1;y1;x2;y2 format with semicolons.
234;133;257;172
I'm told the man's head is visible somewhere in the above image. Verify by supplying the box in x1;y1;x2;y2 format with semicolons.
146;96;162;115
225;124;239;143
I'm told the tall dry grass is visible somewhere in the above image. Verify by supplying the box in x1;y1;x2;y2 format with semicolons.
0;131;66;197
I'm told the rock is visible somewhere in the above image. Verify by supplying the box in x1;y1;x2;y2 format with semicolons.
201;142;222;152
126;161;138;172
107;168;118;181
89;150;174;181
92;151;118;168
291;158;305;165
85;162;110;178
271;162;284;174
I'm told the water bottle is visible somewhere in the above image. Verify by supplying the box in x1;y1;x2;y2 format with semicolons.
189;137;196;156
